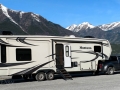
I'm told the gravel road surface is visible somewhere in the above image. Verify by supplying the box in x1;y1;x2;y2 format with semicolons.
0;72;120;90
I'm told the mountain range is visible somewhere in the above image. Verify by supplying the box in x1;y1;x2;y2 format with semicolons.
66;22;120;43
0;4;75;36
1;4;120;44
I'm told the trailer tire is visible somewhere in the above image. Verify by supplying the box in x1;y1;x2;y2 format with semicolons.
35;72;46;81
106;67;115;75
46;72;54;80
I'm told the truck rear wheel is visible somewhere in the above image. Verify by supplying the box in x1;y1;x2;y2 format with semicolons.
106;67;115;75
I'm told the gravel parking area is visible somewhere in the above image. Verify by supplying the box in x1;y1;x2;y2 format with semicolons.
0;72;120;90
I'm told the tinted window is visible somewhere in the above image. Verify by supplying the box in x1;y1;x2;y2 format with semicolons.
118;57;120;62
109;56;117;61
118;57;120;60
16;49;31;61
94;46;101;52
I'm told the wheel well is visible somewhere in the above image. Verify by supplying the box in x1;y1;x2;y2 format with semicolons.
108;66;115;70
108;66;113;68
36;69;55;74
106;65;115;71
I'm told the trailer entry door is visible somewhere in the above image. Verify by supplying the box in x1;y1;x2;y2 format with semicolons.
64;45;71;67
56;44;64;69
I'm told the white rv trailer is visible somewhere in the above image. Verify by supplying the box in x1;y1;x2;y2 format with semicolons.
0;35;112;81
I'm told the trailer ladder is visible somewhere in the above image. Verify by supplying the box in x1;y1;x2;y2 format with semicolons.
58;68;73;80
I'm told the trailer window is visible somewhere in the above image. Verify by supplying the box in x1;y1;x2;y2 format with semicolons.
118;57;120;60
1;45;6;63
94;46;101;52
65;46;69;57
16;49;31;61
118;57;120;62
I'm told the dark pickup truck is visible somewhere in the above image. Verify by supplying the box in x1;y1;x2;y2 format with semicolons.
98;56;120;75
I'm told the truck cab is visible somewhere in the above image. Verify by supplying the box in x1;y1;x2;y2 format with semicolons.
98;56;120;75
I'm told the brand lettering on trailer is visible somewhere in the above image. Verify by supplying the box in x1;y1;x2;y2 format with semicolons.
80;46;92;49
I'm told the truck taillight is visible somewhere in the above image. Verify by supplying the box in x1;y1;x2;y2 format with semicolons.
99;64;102;69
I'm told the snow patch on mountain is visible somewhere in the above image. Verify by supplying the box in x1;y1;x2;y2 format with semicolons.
9;9;25;18
19;11;25;18
31;13;41;22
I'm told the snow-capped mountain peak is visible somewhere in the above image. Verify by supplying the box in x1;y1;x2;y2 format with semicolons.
78;22;94;28
0;4;28;33
0;4;10;18
66;24;77;30
0;4;21;25
66;22;94;32
67;22;120;32
0;4;41;23
98;22;120;31
0;3;42;34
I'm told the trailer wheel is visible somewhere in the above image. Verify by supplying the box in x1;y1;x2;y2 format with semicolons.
106;67;115;75
46;72;54;80
35;72;46;81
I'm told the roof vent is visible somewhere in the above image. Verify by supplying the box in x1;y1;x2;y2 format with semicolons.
69;35;75;38
84;36;94;38
2;31;13;35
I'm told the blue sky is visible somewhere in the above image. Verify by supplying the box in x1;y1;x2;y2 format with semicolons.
0;0;120;28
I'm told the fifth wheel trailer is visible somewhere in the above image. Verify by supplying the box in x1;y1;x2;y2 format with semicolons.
0;35;112;81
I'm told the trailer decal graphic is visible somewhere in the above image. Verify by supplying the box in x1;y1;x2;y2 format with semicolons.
13;60;54;75
45;54;56;58
103;43;109;47
71;50;108;62
0;38;28;47
16;37;37;46
0;62;34;67
0;39;10;45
